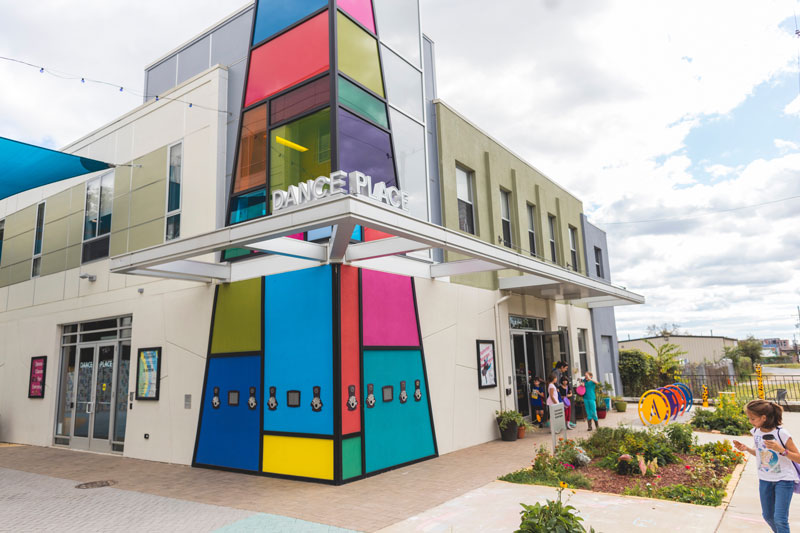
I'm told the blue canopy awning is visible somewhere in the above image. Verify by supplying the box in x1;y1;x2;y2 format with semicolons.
0;137;113;200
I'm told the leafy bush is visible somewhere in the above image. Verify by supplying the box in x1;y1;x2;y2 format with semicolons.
619;349;658;395
618;430;677;466
692;440;746;469
501;445;592;489
615;454;636;476
664;422;696;452
516;485;595;533
655;484;724;506
690;395;750;435
582;426;634;458
496;409;525;431
555;439;591;468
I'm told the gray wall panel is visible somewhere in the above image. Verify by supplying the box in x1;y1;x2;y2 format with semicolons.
210;9;253;66
177;36;211;85
146;56;177;100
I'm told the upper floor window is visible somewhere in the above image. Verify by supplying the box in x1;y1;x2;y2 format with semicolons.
166;143;182;241
500;189;512;248
83;173;114;263
548;214;557;263
0;219;5;266
577;329;589;374
526;204;537;257
456;166;475;234
594;246;604;278
568;226;579;272
32;202;45;277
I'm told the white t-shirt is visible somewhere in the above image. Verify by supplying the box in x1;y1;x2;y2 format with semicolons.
547;383;559;406
752;427;800;482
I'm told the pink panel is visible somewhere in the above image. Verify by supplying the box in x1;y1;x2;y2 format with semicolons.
362;269;419;346
288;233;304;240
338;0;375;33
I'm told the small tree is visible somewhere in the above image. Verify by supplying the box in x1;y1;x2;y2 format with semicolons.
646;323;683;337
723;346;753;378
644;340;687;385
619;349;657;395
737;336;763;363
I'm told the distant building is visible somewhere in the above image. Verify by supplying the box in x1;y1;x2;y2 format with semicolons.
761;338;794;357
618;335;738;365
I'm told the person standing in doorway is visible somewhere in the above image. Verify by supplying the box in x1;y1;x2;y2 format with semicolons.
546;372;559;408
582;371;600;431
559;377;574;430
530;376;545;428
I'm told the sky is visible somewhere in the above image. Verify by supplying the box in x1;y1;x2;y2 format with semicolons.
1;0;799;342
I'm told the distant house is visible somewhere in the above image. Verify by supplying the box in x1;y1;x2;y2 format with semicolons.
761;338;794;357
618;335;738;365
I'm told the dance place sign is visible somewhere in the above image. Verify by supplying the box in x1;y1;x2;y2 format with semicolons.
271;170;410;212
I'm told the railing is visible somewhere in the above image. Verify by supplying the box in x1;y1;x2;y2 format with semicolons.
623;373;800;402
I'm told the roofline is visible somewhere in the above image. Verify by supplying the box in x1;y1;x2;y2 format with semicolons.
432;99;583;204
620;335;739;343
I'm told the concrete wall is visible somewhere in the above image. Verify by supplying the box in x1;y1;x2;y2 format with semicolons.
618;336;738;365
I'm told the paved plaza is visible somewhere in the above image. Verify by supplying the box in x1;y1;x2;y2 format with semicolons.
3;410;800;532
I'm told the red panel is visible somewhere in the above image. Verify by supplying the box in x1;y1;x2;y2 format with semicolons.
364;228;394;241
341;265;361;434
244;12;330;107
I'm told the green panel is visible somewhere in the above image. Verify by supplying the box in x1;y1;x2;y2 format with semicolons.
130;182;166;226
210;278;263;354
128;220;163;252
66;212;83;247
69;184;85;213
222;248;253;261
0;266;9;287
3;232;34;267
109;230;129;257
8;260;32;284
4;205;36;239
114;167;132;198
342;436;362;480
131;147;168;190
65;244;81;270
111;193;131;233
338;76;388;128
42;219;69;255
39;250;67;277
269;108;331;209
337;12;384;97
45;189;72;221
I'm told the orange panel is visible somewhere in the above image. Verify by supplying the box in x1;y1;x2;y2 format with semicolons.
364;228;394;241
341;265;361;434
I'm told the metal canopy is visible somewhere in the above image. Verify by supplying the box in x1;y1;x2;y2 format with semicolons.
109;193;644;307
0;137;113;200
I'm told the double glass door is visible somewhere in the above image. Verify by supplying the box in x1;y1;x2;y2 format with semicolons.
68;344;125;452
512;331;565;417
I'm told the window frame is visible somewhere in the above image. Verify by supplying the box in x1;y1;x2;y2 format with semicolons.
578;328;589;374
568;225;579;272
0;218;5;266
594;246;604;278
499;189;512;248
81;172;114;264
165;141;183;242
548;214;557;263
31;202;46;278
526;203;537;257
455;165;475;235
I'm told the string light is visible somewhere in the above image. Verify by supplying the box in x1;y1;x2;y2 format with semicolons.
0;55;231;115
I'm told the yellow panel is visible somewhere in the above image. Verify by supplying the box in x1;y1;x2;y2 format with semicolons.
262;435;333;480
337;12;384;97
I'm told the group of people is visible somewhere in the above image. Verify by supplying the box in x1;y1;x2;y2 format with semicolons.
528;361;601;431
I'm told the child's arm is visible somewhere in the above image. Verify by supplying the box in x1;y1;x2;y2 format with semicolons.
733;440;755;456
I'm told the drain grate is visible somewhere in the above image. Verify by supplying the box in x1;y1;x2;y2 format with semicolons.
75;480;116;489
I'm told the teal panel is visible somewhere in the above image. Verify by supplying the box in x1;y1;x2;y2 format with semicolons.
363;349;435;473
342;436;362;479
338;76;389;128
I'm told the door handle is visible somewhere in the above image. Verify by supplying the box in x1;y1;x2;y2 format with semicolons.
86;403;93;414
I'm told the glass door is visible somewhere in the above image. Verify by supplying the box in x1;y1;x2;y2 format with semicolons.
71;346;96;449
512;333;530;417
68;344;117;452
91;344;116;452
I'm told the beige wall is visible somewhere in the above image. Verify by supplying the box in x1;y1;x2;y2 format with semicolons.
618;336;738;365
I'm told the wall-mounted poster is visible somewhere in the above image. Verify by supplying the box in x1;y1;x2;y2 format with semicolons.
136;347;162;401
28;356;47;398
476;340;497;389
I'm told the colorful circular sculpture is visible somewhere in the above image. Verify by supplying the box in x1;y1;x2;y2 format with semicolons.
663;384;687;417
674;382;693;412
638;389;672;426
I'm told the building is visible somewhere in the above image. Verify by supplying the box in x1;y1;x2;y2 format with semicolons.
618;335;737;365
0;0;642;484
761;338;794;357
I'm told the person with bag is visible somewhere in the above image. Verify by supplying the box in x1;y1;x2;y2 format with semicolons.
733;399;800;533
582;371;600;431
529;376;545;428
558;376;575;430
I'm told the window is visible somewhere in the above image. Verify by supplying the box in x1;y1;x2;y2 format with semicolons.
558;326;570;363
83;173;114;263
526;204;537;257
548;214;557;263
455;166;475;234
166;143;182;241
594;246;604;278
0;219;5;266
500;189;512;248
578;329;589;374
31;202;45;277
569;226;579;272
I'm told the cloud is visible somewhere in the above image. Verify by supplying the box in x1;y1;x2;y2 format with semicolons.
785;94;800;117
775;138;800;152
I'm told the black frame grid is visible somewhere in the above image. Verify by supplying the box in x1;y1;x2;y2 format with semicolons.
134;347;162;401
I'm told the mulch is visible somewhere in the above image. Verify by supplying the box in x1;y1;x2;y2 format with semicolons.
580;454;733;494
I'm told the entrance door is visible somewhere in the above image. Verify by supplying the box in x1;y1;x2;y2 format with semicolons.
512;334;530;417
69;344;117;452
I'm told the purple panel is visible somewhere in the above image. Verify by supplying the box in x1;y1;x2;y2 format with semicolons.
361;269;419;347
339;0;376;33
338;109;396;188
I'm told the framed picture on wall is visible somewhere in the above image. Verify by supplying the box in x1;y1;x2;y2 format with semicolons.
28;356;47;399
136;347;162;401
476;340;497;389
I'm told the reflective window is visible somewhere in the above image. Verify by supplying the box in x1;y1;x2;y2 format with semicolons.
166;143;182;241
339;0;376;33
595;247;604;278
569;226;579;272
338;76;388;128
82;173;114;263
83;178;100;240
500;190;512;248
270;108;331;209
0;219;4;266
233;105;268;194
456;167;474;234
32;202;45;278
252;0;327;45
337;12;384;97
381;45;423;121
98;173;114;236
270;75;330;125
548;214;557;263
374;0;421;67
389;108;427;220
229;189;267;224
527;204;537;257
245;12;330;106
338;109;396;186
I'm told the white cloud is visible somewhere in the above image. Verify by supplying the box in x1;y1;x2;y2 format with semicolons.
786;94;800;117
775;138;800;152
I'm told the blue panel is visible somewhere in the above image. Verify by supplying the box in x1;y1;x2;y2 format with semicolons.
0;137;112;201
229;189;266;224
363;349;435;473
252;0;327;45
195;355;261;471
306;225;362;242
264;265;333;435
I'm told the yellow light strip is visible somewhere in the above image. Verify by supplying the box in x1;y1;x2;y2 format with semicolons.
275;135;309;152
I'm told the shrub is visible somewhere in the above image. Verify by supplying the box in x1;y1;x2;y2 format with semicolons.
692;440;746;469
517;485;595;533
496;409;525;431
656;484;725;506
619;349;658;395
555;439;591;468
615;454;636;476
690;395;750;435
582;426;634;458
501;445;592;489
664;423;696;452
618;430;677;466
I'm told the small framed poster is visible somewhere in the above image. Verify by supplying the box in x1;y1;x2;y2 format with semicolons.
28;356;47;399
136;347;162;401
476;340;497;389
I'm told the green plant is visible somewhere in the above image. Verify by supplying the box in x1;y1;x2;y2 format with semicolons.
619;349;658;395
501;445;592;489
615;453;636;475
555;439;591;468
664;423;696;452
693;440;746;468
644;340;687;383
655;484;724;506
619;429;677;466
690;395;750;435
583;426;634;458
496;409;525;431
516;484;595;533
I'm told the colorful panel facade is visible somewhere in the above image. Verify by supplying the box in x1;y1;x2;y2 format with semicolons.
337;12;385;97
338;76;389;128
361;269;419;346
338;109;396;186
338;0;376;33
262;435;334;480
270;75;330;124
233;105;267;194
210;278;263;354
340;265;361;435
252;0;327;45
